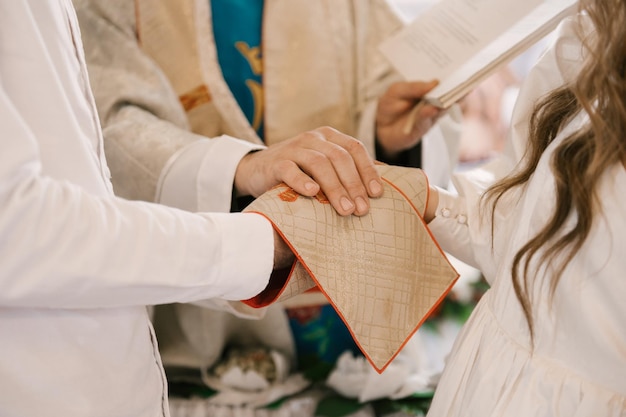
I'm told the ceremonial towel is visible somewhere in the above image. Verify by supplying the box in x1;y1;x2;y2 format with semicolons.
243;164;459;372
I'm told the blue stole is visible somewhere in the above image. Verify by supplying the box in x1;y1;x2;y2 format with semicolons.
211;0;265;140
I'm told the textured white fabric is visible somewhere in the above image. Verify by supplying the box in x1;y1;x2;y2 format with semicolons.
426;16;626;416
0;1;275;416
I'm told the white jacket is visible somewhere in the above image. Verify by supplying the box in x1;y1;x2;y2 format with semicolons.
0;1;276;416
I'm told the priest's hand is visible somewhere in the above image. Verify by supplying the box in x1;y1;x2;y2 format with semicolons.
375;80;442;160
235;126;383;217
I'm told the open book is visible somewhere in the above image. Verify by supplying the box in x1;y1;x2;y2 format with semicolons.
380;0;578;109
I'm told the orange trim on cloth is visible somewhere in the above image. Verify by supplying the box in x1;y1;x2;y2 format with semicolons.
179;84;213;111
242;164;459;373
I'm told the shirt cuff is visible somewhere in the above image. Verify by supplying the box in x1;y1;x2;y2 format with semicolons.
428;187;477;268
156;136;265;213
203;212;275;301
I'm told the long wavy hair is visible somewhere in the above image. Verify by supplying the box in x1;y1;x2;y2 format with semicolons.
483;0;626;340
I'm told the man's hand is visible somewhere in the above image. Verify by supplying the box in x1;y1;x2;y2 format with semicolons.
375;80;442;160
235;126;383;216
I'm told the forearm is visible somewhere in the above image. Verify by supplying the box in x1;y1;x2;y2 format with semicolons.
425;154;517;276
77;1;198;200
76;2;266;211
103;106;203;201
0;85;274;309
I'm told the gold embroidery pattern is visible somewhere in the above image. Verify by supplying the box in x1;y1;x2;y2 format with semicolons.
235;42;262;75
235;41;264;131
246;79;264;131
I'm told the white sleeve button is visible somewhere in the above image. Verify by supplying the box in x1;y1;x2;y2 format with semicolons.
440;208;451;218
456;214;468;224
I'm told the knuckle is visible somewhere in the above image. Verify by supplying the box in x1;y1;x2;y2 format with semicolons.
343;137;366;153
344;178;367;194
327;145;350;161
300;130;318;141
324;184;345;199
305;151;329;167
273;159;296;175
316;125;337;136
388;82;404;95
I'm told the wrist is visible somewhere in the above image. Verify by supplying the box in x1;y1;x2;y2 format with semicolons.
375;136;400;160
234;150;262;197
425;185;439;223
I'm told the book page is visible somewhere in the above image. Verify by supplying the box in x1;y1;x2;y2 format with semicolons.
426;0;578;106
380;0;543;81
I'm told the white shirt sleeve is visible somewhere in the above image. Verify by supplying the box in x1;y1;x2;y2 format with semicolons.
156;135;265;213
427;17;585;284
0;81;274;310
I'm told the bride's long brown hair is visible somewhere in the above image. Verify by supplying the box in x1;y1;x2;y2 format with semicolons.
483;0;626;340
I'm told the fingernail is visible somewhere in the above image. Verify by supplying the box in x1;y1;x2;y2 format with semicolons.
369;180;383;195
304;182;317;192
340;196;354;212
355;197;368;214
